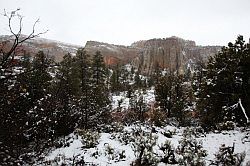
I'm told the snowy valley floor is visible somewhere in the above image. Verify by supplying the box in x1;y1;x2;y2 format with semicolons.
42;125;250;166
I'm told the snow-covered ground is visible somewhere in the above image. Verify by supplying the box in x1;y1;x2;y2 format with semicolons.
44;125;250;165
43;88;250;165
112;87;155;111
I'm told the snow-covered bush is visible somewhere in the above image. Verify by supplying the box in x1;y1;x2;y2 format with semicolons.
53;135;75;149
99;122;124;133
149;109;167;127
113;130;136;145
76;129;100;148
158;140;177;164
194;126;206;137
161;128;176;138
176;128;207;165
165;117;180;127
103;143;126;162
183;126;206;138
131;128;159;166
211;143;245;166
104;143;115;160
242;131;250;144
216;121;236;131
43;153;86;165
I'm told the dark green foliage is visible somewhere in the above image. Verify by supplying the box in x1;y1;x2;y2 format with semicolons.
0;50;56;165
159;140;177;164
155;74;174;115
129;90;148;122
211;144;245;166
176;128;207;166
53;53;79;135
72;49;111;129
74;48;93;129
155;73;191;126
134;71;142;88
91;51;111;127
0;48;112;164
131;127;159;166
110;64;122;92
198;36;250;127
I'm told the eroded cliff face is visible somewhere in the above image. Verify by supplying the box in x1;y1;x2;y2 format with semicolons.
84;41;140;66
131;36;221;74
84;37;220;74
0;35;221;74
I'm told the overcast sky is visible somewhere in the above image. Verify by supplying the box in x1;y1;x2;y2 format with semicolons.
0;0;249;46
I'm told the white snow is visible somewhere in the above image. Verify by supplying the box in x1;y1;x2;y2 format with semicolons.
46;134;83;161
43;88;250;165
44;126;250;165
111;88;155;111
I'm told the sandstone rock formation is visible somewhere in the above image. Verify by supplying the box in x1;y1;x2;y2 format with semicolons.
84;41;140;66
0;35;221;74
131;36;221;74
85;37;221;74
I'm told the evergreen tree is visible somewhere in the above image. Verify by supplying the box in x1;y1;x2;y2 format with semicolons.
0;52;33;164
23;51;54;145
91;51;111;127
53;53;79;135
198;36;250;127
134;71;142;88
74;48;93;129
28;51;52;103
110;64;122;93
136;91;148;122
155;73;189;125
155;74;174;116
171;75;187;125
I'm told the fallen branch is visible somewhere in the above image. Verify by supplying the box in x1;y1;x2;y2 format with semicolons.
238;98;249;124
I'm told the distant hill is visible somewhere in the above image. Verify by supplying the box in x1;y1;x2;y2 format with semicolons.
0;35;81;62
0;35;221;74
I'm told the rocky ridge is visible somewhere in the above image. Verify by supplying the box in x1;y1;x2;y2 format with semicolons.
0;35;81;62
0;35;221;74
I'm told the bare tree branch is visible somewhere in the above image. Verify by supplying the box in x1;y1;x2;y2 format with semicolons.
0;9;48;70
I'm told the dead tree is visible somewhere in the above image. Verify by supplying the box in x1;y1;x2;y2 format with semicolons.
0;8;48;82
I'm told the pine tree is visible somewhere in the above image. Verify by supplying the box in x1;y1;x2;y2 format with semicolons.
110;64;122;93
155;73;190;125
91;51;111;127
28;51;52;103
171;75;187;125
155;74;174;116
136;91;148;122
74;48;93;129
0;52;33;164
24;51;54;144
53;53;78;135
198;36;250;127
134;71;142;88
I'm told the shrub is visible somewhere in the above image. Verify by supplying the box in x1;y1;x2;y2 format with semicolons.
131;128;159;166
158;140;177;164
76;129;100;148
161;128;176;138
176;128;207;166
149;109;167;127
99;122;124;133
211;143;245;166
103;143;126;162
216;121;236;131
